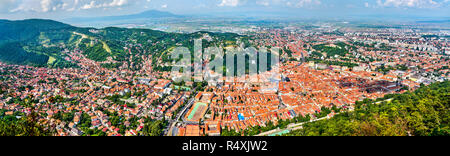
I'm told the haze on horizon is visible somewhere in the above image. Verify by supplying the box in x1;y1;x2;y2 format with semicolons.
0;0;449;21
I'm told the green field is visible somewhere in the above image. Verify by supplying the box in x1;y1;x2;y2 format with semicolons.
269;130;290;136
47;56;56;64
187;102;207;120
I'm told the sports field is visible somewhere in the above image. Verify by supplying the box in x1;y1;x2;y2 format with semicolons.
186;102;208;122
268;129;290;136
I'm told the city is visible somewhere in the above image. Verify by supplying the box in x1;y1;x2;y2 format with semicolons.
0;0;448;139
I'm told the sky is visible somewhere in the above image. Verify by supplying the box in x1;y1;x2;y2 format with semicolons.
0;0;449;20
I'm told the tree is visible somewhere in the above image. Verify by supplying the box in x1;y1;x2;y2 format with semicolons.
285;81;450;136
0;98;54;136
142;119;164;136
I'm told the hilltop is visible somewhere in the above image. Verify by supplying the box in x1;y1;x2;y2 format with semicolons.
0;19;245;69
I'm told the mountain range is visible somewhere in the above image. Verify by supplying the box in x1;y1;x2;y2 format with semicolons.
64;10;182;23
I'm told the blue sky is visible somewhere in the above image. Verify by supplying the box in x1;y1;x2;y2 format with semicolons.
0;0;449;20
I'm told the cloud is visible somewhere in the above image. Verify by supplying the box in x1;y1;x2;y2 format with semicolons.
80;1;97;10
376;0;441;8
10;0;43;12
40;0;67;12
257;0;270;6
240;0;321;8
80;0;129;10
0;0;19;13
2;0;449;15
295;0;321;8
218;0;241;7
41;0;52;12
109;0;128;7
6;0;132;12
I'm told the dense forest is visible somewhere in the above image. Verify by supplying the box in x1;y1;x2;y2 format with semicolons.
0;19;81;67
312;42;350;58
0;19;74;44
0;19;246;71
0;42;49;66
284;81;449;136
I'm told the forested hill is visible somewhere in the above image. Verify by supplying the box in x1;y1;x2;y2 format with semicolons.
0;19;246;69
0;19;74;43
285;81;450;136
0;19;85;67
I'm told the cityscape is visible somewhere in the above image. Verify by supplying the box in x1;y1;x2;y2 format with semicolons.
0;0;448;138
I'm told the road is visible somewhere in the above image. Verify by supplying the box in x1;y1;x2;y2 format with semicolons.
164;97;196;136
254;115;333;136
255;98;394;136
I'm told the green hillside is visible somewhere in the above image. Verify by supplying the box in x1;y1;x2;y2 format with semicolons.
0;19;80;67
285;81;450;136
0;19;74;44
0;19;245;70
0;42;49;66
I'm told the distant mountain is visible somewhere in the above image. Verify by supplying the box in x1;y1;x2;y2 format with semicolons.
416;19;450;23
65;10;182;23
122;10;181;19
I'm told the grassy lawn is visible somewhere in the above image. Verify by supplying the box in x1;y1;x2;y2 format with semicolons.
47;56;56;65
